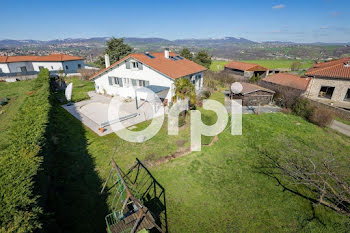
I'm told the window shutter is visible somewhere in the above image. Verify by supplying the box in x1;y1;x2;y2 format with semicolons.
138;62;143;70
118;78;123;87
145;81;150;86
108;76;113;85
132;79;137;86
125;61;130;69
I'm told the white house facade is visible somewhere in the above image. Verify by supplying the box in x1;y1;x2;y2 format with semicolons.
90;50;206;104
0;54;85;75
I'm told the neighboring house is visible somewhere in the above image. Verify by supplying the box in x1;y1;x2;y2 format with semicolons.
0;54;85;75
305;57;350;108
229;82;275;106
224;61;268;79
262;73;311;94
89;49;207;104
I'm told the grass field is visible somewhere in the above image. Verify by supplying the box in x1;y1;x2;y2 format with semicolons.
48;82;350;232
210;60;315;71
0;80;33;150
3;79;350;232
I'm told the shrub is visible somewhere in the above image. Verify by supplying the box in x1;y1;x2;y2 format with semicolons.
291;97;314;119
0;69;51;232
78;68;99;80
201;90;211;99
178;115;186;127
309;107;334;127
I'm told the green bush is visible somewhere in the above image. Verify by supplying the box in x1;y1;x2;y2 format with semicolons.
0;69;51;232
291;97;314;120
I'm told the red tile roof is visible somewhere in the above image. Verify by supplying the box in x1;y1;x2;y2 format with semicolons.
263;73;311;91
89;52;207;80
238;82;275;95
0;54;84;63
225;61;268;72
305;57;350;79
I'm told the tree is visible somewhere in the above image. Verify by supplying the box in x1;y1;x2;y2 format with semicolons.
96;38;133;68
255;137;350;218
180;48;193;60
194;50;212;68
172;78;196;113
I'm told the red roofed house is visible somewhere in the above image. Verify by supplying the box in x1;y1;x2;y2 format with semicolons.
0;54;85;75
224;61;268;79
262;73;311;93
305;57;350;108
90;49;207;105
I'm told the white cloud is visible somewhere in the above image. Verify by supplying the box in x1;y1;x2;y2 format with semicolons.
272;4;286;9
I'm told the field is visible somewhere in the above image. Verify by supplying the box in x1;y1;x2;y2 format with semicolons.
210;59;315;71
2;79;350;232
0;80;33;150
47;81;350;232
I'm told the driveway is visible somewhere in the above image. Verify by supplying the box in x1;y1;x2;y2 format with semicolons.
330;120;350;137
62;91;162;136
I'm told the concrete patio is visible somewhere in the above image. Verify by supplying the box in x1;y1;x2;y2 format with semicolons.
62;91;163;136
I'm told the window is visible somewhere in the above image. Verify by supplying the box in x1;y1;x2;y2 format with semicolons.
65;65;69;70
318;86;335;99
145;53;155;59
39;66;44;71
78;64;82;69
51;66;54;70
139;80;146;87
132;62;139;69
344;89;350;102
0;68;2;73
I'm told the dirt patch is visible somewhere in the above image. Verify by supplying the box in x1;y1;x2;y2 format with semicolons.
149;135;220;167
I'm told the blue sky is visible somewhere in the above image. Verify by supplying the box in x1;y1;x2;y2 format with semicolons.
1;0;349;43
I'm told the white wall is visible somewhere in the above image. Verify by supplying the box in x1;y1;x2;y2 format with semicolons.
93;58;175;100
32;61;63;72
93;58;204;103
7;61;34;73
0;63;10;73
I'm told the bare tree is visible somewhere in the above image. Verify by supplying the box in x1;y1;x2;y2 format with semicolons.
255;138;350;217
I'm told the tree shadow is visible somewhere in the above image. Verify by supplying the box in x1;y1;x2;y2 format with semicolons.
44;96;109;233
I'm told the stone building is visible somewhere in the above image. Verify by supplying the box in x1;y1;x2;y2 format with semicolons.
305;57;350;109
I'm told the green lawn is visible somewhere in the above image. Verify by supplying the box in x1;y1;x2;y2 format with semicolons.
0;80;34;150
48;83;350;232
152;113;350;232
4;78;349;232
210;59;315;71
59;76;95;103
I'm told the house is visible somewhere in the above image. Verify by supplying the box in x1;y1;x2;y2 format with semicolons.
89;49;207;104
305;57;350;108
0;54;85;75
262;73;311;94
224;61;268;79
229;82;275;106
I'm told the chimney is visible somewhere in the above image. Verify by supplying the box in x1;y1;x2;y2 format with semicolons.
164;48;169;59
104;54;110;68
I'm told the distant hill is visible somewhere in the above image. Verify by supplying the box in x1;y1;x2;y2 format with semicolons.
0;36;256;48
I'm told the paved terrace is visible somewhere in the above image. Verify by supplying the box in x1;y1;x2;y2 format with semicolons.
62;92;162;136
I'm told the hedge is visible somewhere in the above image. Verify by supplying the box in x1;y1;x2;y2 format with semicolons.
0;69;51;232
